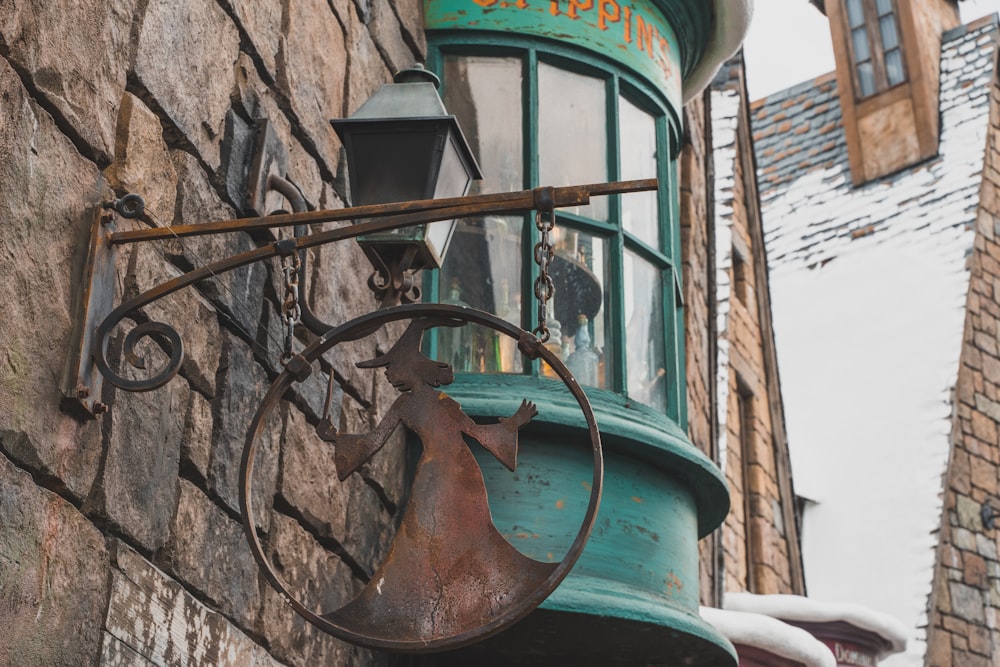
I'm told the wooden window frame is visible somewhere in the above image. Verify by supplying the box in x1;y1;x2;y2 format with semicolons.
842;0;908;99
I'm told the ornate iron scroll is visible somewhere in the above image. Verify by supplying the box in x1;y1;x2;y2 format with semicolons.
238;303;604;652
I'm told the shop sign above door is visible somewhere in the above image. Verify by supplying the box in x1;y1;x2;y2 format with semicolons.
424;0;682;110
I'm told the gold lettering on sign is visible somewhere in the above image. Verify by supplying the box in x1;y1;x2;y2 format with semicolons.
597;0;619;30
489;0;674;84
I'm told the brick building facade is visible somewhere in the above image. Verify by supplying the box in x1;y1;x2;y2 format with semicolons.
753;1;1000;665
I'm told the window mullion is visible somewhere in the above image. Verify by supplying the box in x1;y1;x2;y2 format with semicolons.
525;49;541;348
868;15;888;91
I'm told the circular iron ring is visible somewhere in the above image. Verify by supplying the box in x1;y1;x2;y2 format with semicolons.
239;303;603;652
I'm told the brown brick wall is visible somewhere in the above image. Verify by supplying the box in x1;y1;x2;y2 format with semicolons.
714;70;803;597
681;92;722;606
924;67;1000;667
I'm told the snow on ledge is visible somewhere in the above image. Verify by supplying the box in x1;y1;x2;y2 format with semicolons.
701;606;836;667
723;593;908;657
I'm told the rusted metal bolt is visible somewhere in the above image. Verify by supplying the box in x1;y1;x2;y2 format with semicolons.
75;385;90;399
93;402;110;415
101;211;115;225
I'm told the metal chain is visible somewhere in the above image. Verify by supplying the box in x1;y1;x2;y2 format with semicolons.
532;208;555;343
280;250;302;364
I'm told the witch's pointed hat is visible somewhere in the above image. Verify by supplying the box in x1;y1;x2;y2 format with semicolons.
356;317;464;369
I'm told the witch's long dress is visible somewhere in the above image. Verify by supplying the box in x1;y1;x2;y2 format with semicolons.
324;390;556;642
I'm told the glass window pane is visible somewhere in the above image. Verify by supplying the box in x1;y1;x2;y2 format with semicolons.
619;96;659;248
624;251;666;412
879;15;898;50
443;56;523;195
846;0;865;27
851;27;870;63
539;63;608;220
541;229;611;389
857;61;876;97
885;49;905;86
439;216;524;373
876;0;893;16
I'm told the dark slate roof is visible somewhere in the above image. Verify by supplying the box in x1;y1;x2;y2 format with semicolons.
750;72;844;202
751;14;999;271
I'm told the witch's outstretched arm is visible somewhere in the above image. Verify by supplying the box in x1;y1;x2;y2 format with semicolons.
316;403;402;481
463;399;537;471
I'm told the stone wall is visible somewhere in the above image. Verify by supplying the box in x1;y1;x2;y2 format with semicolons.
712;62;804;598
0;0;424;664
680;92;724;607
924;67;1000;667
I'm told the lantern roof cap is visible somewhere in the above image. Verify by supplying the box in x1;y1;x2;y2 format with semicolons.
348;64;449;120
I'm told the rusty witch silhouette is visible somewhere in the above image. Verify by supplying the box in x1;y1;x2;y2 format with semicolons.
315;317;556;641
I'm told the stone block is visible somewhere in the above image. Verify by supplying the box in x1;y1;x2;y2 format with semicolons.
167;479;261;630
107;541;280;665
255;513;371;666
105;93;178;219
949;581;986;623
277;0;347;178
0;456;109;666
233;54;325;203
345;2;393;116
211;332;281;529
951;449;972;494
964;551;988;588
976;532;998;560
368;0;421;73
957;494;985;531
970;409;998;446
969;623;991;655
134;0;240;170
183;389;214;482
90;378;187;552
0;57;105;500
388;0;427;58
925;629;952;667
0;0;135;162
279;403;357;542
225;0;283;79
969;454;998;494
954;526;978;551
171;150;267;342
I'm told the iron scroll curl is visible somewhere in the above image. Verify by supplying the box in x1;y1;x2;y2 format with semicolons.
238;303;604;652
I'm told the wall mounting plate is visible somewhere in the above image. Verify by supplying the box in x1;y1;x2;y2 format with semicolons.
61;207;118;420
245;119;289;217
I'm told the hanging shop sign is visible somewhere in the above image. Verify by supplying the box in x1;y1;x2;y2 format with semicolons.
424;0;683;110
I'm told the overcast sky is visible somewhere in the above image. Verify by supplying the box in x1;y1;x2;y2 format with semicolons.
743;0;1000;100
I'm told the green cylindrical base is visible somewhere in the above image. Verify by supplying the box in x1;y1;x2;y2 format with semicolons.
443;375;735;665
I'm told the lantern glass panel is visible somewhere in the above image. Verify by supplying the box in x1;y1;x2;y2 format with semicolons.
349;128;440;208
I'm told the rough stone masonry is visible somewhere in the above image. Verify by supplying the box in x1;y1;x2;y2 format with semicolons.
0;0;426;663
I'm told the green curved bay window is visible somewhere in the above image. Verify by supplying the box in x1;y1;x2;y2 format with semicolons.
419;1;736;664
429;40;686;423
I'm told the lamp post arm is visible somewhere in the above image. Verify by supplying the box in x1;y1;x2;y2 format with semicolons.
108;179;657;245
